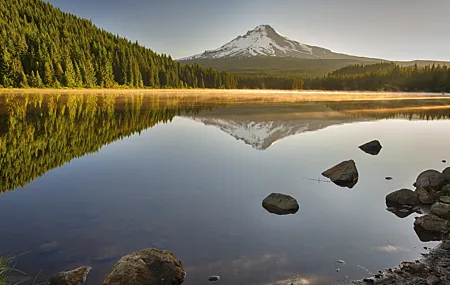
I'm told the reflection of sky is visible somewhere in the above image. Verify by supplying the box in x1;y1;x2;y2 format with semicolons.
0;117;449;284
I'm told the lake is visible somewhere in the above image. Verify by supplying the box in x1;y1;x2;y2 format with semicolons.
1;90;450;285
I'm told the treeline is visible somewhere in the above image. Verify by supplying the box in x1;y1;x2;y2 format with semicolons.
0;0;303;90
0;93;232;193
304;62;450;92
237;76;304;90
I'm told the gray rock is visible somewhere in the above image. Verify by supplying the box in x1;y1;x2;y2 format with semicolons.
48;266;92;285
427;275;441;285
359;140;382;155
400;261;428;274
441;184;450;196
386;189;419;206
208;276;220;282
431;202;450;220
414;214;449;233
262;193;299;215
440;196;450;204
103;249;185;285
322;160;359;188
443;167;450;182
416;187;437;204
441;240;450;250
416;170;445;189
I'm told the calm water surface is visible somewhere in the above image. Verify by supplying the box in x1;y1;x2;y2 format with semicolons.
1;91;450;285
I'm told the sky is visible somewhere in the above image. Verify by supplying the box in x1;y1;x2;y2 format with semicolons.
47;0;450;61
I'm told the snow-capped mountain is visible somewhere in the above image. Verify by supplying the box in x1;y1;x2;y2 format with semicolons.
181;25;351;60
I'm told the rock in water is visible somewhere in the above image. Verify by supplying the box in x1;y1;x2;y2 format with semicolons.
416;170;444;189
208;276;220;282
427;275;441;285
322;160;359;188
443;167;450;182
262;193;299;215
414;214;449;233
386;189;419;206
440;196;450;204
103;249;185;285
431;202;450;220
48;266;92;285
416;187;437;204
359;140;382;155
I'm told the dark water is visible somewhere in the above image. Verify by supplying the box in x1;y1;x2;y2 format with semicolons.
1;92;450;285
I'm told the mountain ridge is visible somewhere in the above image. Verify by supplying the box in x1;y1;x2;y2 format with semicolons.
180;24;380;61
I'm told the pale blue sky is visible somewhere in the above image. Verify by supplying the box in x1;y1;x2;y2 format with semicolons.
48;0;450;61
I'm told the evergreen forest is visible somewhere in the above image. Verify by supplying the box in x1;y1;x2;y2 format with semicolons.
0;0;449;92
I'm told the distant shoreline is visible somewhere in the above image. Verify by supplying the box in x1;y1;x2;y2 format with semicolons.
0;88;447;97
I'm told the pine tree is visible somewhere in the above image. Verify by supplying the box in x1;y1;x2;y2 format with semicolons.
43;61;54;87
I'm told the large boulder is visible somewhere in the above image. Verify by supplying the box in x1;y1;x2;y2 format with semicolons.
386;189;419;206
48;266;92;285
322;160;359;188
443;167;450;182
414;214;449;233
358;140;382;155
416;170;445;189
262;193;299;215
103;249;185;285
431;202;450;220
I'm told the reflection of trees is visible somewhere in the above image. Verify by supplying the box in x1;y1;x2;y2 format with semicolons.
324;100;450;120
0;93;227;193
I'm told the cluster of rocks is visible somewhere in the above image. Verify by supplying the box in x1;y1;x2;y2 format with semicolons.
385;168;450;241
353;167;450;284
352;241;450;285
48;248;186;285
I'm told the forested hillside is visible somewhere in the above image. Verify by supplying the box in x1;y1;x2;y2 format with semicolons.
0;0;303;90
305;62;450;92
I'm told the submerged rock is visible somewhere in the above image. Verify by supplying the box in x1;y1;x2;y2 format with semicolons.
414;214;449;234
416;170;445;190
386;189;419;206
322;160;359;188
431;202;450;220
359;140;382;155
103;248;185;285
262;193;299;215
48;266;92;285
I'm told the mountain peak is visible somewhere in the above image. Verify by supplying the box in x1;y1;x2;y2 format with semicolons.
180;25;339;60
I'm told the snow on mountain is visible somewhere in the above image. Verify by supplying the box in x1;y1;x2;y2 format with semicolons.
180;24;344;60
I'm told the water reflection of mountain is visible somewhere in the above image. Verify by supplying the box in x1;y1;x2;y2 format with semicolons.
1;93;450;193
189;104;372;150
0;93;228;193
189;99;450;150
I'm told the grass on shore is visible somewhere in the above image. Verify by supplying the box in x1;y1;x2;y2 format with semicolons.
0;257;13;285
0;256;30;285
